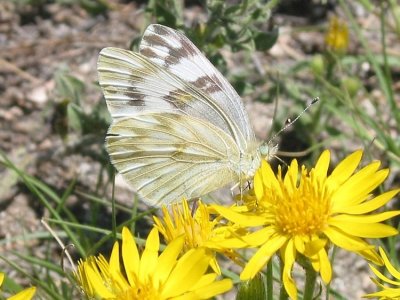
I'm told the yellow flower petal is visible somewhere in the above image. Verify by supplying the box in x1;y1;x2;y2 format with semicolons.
204;237;248;249
155;198;239;275
122;226;140;286
8;287;36;300
328;150;362;185
330;211;400;223
344;169;390;207
162;248;210;298
369;264;400;285
282;240;297;300
358;248;382;265
364;247;400;298
239;227;276;246
329;218;398;238
75;227;231;299
211;205;266;226
193;278;233;299
191;273;217;289
139;227;159;281
313;149;330;178
364;288;400;299
258;160;280;196
323;226;373;251
318;248;332;283
0;272;4;286
379;247;400;280
331;162;385;208
337;189;400;214
86;261;115;298
108;242;130;290
154;235;184;284
109;241;120;273
254;167;264;201
293;235;306;253
304;238;327;257
284;159;298;192
240;235;287;280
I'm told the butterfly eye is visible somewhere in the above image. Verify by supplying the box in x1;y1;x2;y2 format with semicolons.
259;143;270;157
259;143;278;160
259;144;268;156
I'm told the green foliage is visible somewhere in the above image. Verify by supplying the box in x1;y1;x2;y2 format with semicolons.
142;0;279;72
53;69;110;136
0;150;157;298
77;0;108;15
237;273;267;300
206;0;279;52
146;0;184;29
320;1;399;165
51;69;111;168
262;0;400;170
11;0;109;15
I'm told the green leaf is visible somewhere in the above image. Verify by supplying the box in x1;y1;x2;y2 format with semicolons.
236;273;267;300
79;0;109;15
67;103;83;132
253;27;279;51
154;2;177;28
55;71;85;105
225;3;242;15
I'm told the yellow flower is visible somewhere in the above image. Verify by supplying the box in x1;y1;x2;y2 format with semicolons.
364;247;400;299
153;199;242;274
325;16;349;53
75;227;232;299
212;150;400;299
0;272;36;300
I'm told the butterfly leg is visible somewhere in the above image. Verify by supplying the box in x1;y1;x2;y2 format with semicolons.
191;198;200;216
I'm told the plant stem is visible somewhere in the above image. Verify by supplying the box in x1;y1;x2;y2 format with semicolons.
267;260;273;300
303;261;317;300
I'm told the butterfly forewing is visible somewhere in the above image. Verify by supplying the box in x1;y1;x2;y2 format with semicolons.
106;112;241;206
139;24;256;150
99;48;244;144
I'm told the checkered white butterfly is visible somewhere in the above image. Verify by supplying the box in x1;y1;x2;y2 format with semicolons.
98;24;277;206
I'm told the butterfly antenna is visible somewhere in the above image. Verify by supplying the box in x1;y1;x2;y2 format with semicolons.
268;97;319;145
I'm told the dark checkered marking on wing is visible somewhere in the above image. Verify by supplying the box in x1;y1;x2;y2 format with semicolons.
192;74;225;95
141;33;198;69
103;83;147;107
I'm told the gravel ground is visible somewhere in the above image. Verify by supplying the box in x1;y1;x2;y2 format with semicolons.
0;1;397;298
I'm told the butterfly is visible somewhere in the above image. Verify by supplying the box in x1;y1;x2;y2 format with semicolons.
98;24;277;206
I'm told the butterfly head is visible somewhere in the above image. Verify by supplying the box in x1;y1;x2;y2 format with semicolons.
259;142;279;161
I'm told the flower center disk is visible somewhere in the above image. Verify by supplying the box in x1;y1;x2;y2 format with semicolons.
273;167;331;236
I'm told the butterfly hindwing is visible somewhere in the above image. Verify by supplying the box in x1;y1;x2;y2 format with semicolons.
106;112;241;205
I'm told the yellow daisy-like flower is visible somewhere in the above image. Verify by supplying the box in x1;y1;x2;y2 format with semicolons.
153;199;241;274
364;247;400;299
75;227;232;299
0;272;36;300
212;150;400;299
325;16;349;53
